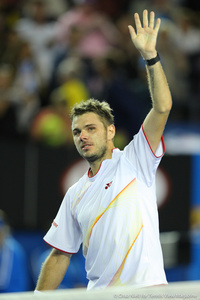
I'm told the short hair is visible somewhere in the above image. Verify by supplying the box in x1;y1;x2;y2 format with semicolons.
70;98;114;126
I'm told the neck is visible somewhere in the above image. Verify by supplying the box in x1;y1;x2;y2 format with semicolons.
88;162;100;177
88;147;114;177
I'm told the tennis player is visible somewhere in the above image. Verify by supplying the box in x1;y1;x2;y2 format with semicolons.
35;9;172;292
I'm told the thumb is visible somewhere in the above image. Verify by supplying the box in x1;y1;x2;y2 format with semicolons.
128;25;137;40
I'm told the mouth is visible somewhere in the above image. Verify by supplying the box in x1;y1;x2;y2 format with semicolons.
81;143;92;150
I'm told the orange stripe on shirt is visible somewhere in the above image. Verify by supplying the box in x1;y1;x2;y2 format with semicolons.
108;224;143;287
88;178;136;241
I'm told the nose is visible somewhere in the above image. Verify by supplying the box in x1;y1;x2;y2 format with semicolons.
79;130;88;141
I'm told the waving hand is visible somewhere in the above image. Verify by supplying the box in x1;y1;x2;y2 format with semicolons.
128;10;161;60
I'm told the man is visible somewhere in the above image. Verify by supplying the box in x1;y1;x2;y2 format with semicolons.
35;10;172;292
0;210;29;292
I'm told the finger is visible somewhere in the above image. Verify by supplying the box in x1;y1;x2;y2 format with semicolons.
128;25;137;40
134;12;142;32
143;9;148;28
149;11;155;29
154;18;161;34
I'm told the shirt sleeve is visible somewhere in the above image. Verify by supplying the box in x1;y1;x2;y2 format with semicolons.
43;192;83;254
123;126;165;187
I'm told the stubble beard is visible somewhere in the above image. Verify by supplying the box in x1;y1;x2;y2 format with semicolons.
81;145;107;163
85;146;107;163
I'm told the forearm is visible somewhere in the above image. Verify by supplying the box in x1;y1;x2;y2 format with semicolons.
36;249;71;291
129;10;172;152
146;60;172;114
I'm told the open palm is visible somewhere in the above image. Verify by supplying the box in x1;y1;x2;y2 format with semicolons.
128;10;161;59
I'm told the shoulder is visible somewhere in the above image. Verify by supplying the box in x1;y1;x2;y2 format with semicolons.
124;126;164;158
65;172;88;198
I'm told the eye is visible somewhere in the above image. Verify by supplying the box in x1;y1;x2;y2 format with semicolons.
73;130;80;136
88;127;95;131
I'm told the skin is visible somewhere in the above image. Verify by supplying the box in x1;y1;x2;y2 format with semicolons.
128;10;172;153
35;10;172;291
36;249;71;291
72;112;115;176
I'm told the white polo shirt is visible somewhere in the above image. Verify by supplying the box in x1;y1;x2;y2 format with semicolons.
44;126;167;289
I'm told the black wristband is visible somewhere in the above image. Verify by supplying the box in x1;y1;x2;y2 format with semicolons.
145;53;160;66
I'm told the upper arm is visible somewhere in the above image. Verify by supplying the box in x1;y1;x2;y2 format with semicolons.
43;191;83;253
50;248;72;263
142;108;170;154
44;248;72;272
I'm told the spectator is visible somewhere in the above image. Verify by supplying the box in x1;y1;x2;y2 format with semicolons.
170;8;200;96
89;53;143;140
0;64;18;138
170;8;200;56
44;0;69;20
0;210;29;293
115;13;140;79
156;19;191;120
15;0;58;83
56;0;121;59
52;57;90;110
12;41;41;137
0;29;23;68
30;95;73;148
30;56;90;147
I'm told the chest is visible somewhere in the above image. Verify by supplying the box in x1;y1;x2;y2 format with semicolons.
72;158;138;235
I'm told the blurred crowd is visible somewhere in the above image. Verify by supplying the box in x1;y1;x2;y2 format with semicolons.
0;0;200;148
0;209;88;292
1;0;200;293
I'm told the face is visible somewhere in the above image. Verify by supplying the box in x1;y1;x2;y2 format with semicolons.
72;112;114;163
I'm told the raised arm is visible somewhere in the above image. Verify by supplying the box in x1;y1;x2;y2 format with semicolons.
128;10;172;153
35;248;71;291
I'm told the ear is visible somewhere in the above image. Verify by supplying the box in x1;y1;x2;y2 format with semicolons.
107;124;115;141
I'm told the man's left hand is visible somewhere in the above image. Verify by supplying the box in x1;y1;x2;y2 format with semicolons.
128;10;161;60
